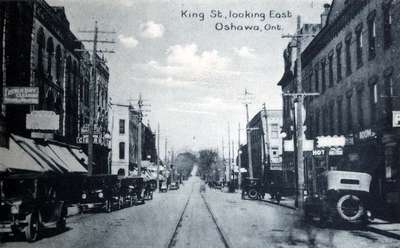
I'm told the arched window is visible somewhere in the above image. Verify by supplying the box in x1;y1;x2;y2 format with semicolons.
55;45;62;84
66;56;72;93
117;168;126;176
37;28;45;74
46;90;54;111
46;37;54;79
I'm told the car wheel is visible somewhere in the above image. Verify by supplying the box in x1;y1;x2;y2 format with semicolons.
25;213;40;242
56;217;66;232
149;192;153;200
336;194;364;222
248;188;258;200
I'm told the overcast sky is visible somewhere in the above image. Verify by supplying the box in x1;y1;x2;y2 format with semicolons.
48;0;326;156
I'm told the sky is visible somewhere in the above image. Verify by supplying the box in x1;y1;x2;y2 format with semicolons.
48;0;327;157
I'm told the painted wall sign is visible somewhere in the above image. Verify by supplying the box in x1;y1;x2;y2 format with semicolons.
3;87;39;104
26;111;60;130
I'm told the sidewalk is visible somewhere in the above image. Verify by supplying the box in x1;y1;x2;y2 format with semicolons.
221;188;400;240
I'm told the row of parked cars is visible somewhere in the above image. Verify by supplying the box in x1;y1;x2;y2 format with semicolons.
0;173;157;242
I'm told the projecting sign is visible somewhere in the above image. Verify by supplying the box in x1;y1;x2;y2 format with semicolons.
26;111;60;130
283;139;314;152
3;87;39;104
393;111;400;127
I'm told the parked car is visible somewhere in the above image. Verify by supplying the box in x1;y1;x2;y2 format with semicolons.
169;182;179;190
120;177;145;206
79;175;121;212
160;182;168;192
304;170;373;226
0;173;68;242
144;179;156;200
241;178;263;200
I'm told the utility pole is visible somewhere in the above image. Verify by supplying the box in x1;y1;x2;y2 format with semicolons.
262;103;271;173
282;16;319;210
156;123;160;192
238;123;242;189
228;122;231;182
78;21;115;176
221;137;225;182
240;89;255;179
164;137;168;165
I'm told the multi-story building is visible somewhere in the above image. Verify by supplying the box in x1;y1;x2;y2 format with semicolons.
300;0;400;219
278;9;324;189
245;109;284;179
0;0;110;174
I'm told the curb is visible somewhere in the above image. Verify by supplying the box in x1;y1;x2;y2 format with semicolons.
261;198;297;210
366;226;400;240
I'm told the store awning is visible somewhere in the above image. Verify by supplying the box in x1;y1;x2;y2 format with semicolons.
0;134;88;174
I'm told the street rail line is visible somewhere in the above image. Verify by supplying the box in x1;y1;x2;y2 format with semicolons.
165;184;232;248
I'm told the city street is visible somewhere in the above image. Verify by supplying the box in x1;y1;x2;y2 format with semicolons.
1;175;399;248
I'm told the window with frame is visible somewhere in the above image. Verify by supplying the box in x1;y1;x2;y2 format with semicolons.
384;73;394;126
323;106;328;135
346;94;353;132
119;142;125;159
336;45;342;82
314;66;319;92
383;4;392;49
329;102;335;135
119;119;125;134
345;37;352;76
315;108;320;136
356;28;363;68
357;89;364;129
337;99;343;134
328;54;334;88
321;60;326;93
369;83;378;124
368;13;376;59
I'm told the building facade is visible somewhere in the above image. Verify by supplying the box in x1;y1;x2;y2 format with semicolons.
301;0;400;219
0;0;110;174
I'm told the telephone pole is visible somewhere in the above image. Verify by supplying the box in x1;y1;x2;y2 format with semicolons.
282;16;319;209
228;122;231;182
238;123;242;189
156;123;160;191
240;89;255;179
78;21;115;176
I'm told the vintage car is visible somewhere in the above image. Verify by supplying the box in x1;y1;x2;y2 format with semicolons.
79;175;122;212
241;178;264;200
120;177;145;206
304;170;373;226
169;182;179;190
0;174;68;242
160;181;168;192
144;179;156;200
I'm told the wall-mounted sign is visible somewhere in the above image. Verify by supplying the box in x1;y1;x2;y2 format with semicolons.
80;124;101;135
312;149;325;157
357;129;376;140
284;139;314;152
26;111;59;130
76;135;110;147
3;87;39;104
393;111;400;127
328;147;343;156
316;136;346;148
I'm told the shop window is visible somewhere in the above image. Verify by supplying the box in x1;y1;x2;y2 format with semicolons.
336;45;342;82
345;37;352;76
383;4;392;49
328;54;334;88
356;28;363;68
357;89;364;129
369;83;378;124
368;15;376;59
321;60;326;93
119;142;125;160
119;119;125;134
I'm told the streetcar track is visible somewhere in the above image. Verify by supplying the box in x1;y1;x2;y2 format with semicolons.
165;182;232;248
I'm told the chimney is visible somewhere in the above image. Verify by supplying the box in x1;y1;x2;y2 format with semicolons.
321;3;331;27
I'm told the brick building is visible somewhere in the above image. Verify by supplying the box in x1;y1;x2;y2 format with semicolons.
0;0;110;174
301;0;400;219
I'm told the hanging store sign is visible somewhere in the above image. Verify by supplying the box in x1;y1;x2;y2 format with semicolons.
328;147;343;156
80;124;102;135
283;139;314;152
3;87;39;105
357;129;376;140
76;135;110;147
312;149;325;157
26;111;59;130
316;136;345;148
393;111;400;127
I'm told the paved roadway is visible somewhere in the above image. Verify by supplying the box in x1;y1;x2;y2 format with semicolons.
1;176;399;248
